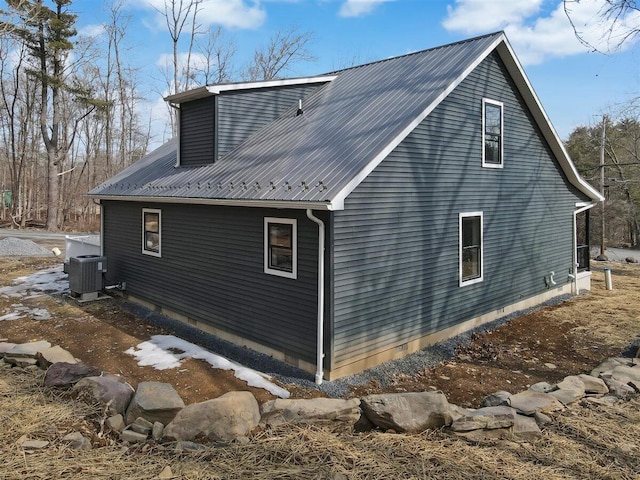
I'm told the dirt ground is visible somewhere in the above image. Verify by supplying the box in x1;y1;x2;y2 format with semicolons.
1;255;639;410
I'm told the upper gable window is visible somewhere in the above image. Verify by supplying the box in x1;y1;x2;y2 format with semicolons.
142;208;161;257
460;212;483;286
264;218;297;279
482;99;503;168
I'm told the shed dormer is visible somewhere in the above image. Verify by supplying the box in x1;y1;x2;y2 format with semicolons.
165;76;335;167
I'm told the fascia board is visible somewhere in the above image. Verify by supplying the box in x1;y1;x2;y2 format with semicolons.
89;194;334;211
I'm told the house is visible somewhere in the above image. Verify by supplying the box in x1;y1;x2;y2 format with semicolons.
88;32;603;383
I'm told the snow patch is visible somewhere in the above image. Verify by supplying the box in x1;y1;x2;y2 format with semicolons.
126;334;290;398
0;266;65;321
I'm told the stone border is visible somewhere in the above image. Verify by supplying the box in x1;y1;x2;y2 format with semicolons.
1;338;639;451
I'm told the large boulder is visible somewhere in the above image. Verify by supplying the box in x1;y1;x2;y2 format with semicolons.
44;362;102;388
260;398;361;427
163;391;260;442
125;382;185;425
72;376;135;415
360;391;453;433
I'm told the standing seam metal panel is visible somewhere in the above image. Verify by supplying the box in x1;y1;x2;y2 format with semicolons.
331;53;589;365
102;201;324;364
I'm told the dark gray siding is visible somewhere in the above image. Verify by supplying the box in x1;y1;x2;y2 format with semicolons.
217;84;322;157
102;201;324;364
180;96;216;166
331;52;590;367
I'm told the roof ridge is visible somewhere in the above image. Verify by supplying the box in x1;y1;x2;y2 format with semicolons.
325;30;504;75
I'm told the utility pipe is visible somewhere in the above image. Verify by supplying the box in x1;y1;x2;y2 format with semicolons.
306;209;325;385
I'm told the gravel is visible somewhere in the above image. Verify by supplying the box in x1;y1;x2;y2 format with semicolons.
0;237;52;256
122;293;574;398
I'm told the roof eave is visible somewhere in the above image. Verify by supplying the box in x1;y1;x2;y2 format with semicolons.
164;75;337;104
88;194;337;211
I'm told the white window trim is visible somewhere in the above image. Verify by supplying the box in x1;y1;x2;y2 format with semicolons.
264;217;297;279
482;98;504;169
142;208;162;258
459;211;484;287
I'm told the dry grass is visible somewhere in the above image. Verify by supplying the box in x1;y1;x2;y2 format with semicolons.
1;365;639;479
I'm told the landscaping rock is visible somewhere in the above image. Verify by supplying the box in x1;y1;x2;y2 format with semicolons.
62;432;91;450
508;391;564;416
36;346;77;368
625;257;638;264
21;440;49;450
512;414;542;441
130;417;153;435
451;406;516;432
121;429;148;443
0;342;16;356
480;391;511;407
591;358;624;378
549;375;586;405
529;382;554;393
163;391;259;442
125;382;185;425
72;376;135;415
152;422;164;441
260;398;361;427
577;374;608;395
360;391;453;433
4;356;38;367
106;414;126;433
595;254;608;261
611;365;640;383
6;341;51;358
603;378;636;398
533;412;552;425
43;362;101;388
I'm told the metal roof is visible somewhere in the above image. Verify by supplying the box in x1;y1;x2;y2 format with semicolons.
89;32;603;209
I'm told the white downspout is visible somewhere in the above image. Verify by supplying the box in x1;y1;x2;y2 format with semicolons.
573;202;597;295
306;209;325;385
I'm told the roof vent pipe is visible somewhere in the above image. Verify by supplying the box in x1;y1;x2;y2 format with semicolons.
296;99;303;116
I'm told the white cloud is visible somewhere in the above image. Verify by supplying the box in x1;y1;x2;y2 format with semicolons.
443;0;640;65
142;0;266;30
77;23;106;38
339;0;394;18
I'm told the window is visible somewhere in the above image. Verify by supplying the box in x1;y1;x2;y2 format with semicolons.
264;218;297;279
460;212;483;286
482;99;503;168
142;208;161;257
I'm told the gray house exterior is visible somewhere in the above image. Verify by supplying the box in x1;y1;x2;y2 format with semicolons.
89;32;602;382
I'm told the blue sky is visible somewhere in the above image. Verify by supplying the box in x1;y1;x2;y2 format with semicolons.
41;0;640;142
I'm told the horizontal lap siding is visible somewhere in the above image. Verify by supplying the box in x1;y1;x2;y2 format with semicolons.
331;53;589;366
217;84;322;157
180;97;215;166
103;201;321;363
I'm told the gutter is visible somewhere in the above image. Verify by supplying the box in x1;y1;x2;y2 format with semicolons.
306;209;325;385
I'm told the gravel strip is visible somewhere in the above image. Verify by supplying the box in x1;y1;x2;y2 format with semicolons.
123;293;575;398
0;237;53;256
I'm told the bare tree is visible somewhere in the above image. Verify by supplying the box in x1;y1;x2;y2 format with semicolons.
244;26;315;81
193;26;236;84
564;0;640;52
